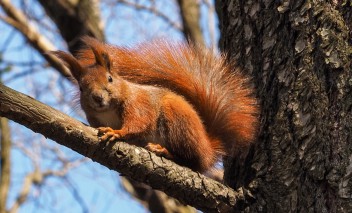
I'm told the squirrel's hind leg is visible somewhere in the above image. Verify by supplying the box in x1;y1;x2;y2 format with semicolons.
145;143;174;159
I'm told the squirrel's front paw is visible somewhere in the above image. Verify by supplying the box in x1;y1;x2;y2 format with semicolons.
97;127;122;142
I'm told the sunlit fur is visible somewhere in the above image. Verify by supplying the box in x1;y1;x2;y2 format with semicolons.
53;37;259;172
78;37;259;156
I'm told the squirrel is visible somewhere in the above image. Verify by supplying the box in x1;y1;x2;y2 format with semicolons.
52;36;258;173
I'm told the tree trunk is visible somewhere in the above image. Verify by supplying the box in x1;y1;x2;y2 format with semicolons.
2;0;352;212
0;117;11;213
218;0;352;212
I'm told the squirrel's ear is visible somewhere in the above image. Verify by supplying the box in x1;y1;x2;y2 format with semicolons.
81;36;99;46
91;48;111;72
51;51;84;80
81;36;111;72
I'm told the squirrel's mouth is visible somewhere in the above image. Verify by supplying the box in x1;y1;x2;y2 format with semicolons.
88;92;111;111
90;102;110;111
89;98;110;112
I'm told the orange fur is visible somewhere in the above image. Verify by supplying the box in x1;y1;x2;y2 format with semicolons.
52;37;258;172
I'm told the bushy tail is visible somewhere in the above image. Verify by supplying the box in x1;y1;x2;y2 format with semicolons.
78;38;258;156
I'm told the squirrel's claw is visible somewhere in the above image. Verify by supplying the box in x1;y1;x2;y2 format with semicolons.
97;127;121;142
145;143;174;159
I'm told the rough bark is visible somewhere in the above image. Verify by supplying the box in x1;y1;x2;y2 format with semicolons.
218;0;352;212
0;83;250;213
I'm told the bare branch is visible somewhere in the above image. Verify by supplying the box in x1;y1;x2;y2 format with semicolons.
121;177;197;213
176;0;205;45
0;83;251;213
37;0;104;52
8;171;39;213
62;177;89;213
7;155;86;213
116;0;182;32
0;0;71;78
202;0;217;49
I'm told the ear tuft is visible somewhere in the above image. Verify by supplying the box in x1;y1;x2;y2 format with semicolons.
81;36;100;47
51;50;84;80
101;52;111;71
81;36;111;72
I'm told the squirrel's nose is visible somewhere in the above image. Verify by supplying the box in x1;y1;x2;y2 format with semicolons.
91;93;103;104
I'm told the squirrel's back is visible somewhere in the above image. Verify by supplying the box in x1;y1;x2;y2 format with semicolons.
77;38;258;156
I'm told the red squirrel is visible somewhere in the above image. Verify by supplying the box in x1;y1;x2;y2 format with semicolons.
53;37;258;173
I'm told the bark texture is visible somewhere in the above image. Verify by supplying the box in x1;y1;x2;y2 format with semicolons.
219;0;352;212
0;83;248;213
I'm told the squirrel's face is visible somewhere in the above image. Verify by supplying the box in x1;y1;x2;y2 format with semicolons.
78;66;123;112
52;45;124;113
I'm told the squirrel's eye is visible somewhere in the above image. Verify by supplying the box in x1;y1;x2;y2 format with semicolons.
108;75;113;83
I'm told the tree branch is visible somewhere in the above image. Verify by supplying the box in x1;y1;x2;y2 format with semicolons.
121;177;196;213
0;83;251;212
37;0;104;52
8;169;40;213
176;0;205;45
116;0;182;32
0;0;71;78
